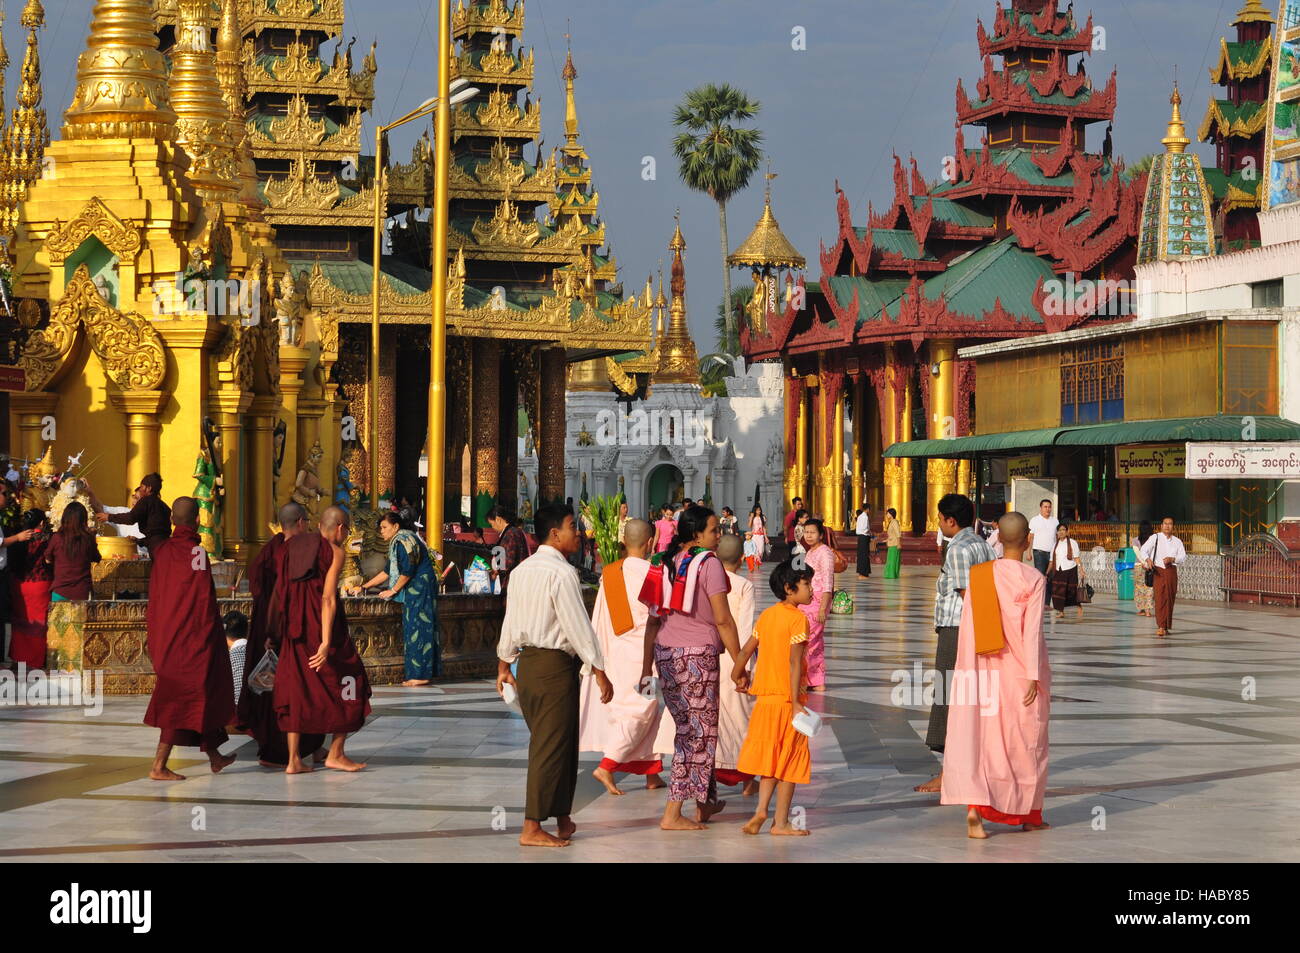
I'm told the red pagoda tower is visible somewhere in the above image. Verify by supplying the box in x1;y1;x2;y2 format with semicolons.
742;0;1146;537
1200;0;1276;250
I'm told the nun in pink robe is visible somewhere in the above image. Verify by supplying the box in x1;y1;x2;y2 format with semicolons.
578;555;663;775
653;565;756;785
940;559;1051;826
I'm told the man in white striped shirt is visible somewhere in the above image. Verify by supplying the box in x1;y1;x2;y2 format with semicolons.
1139;517;1187;637
497;504;613;848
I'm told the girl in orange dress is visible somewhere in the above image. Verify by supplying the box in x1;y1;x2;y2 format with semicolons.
735;559;814;836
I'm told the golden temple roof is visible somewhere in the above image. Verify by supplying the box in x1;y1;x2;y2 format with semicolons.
728;176;805;269
1232;0;1273;25
63;0;177;141
655;215;700;386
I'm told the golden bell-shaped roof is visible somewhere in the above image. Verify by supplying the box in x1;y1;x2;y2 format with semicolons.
1232;0;1273;25
62;0;177;141
728;175;805;269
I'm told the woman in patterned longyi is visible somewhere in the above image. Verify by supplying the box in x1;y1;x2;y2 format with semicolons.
639;506;747;832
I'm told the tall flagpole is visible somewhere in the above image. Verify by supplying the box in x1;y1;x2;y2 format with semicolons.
426;0;451;555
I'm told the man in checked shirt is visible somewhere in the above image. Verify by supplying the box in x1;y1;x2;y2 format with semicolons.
914;493;995;794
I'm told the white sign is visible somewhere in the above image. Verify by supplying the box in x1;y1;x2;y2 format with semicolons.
1184;442;1300;480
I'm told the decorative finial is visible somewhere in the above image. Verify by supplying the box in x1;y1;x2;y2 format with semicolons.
1161;80;1190;154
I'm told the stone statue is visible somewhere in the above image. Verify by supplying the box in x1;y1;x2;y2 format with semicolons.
273;271;305;347
291;440;326;522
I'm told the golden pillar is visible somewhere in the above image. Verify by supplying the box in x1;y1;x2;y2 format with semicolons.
538;346;567;502
851;374;865;516
782;372;803;512
795;381;810;508
211;390;251;560
831;392;845;529
276;345;310;509
9;393;59;474
245;396;277;547
471;338;501;500
376;325;397;499
925;339;958;531
883;345;913;530
958;459;973;500
110;391;168;497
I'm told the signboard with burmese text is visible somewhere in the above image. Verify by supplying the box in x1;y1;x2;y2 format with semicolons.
1005;454;1045;479
1185;443;1300;480
1115;443;1186;478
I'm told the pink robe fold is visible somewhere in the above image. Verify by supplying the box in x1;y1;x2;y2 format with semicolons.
654;568;755;771
940;560;1051;817
578;557;661;766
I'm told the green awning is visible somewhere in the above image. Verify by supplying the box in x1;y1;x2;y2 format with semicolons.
883;415;1300;459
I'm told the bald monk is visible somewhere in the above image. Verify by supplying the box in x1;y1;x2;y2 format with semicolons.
239;502;326;767
578;518;668;795
144;497;238;781
272;505;372;773
940;512;1052;839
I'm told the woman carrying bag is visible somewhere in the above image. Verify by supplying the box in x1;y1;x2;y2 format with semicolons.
1047;522;1086;620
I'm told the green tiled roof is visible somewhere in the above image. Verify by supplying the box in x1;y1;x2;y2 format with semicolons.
1221;40;1266;67
822;275;909;324
298;257;432;298
1208;99;1267;125
914;195;995;228
884;238;1053;322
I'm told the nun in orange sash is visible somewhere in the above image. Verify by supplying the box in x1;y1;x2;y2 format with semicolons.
579;520;666;794
940;512;1052;838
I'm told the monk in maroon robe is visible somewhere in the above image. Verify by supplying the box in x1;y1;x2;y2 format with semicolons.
238;502;326;767
144;497;237;781
272;505;371;773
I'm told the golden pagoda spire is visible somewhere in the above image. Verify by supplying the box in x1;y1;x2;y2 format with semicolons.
1161;82;1191;155
0;1;48;239
562;29;580;150
170;0;238;199
0;5;10;125
656;211;700;385
62;0;177;141
216;0;262;212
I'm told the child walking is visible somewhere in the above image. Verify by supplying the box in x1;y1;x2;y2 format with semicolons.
734;559;814;836
742;533;760;574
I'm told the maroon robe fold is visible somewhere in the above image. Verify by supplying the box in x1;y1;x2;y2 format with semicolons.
143;524;236;751
272;534;372;735
238;533;324;763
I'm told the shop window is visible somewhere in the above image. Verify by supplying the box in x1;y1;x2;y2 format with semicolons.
1060;341;1123;425
1223;322;1278;415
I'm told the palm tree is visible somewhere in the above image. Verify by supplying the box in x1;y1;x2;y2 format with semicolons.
672;84;763;341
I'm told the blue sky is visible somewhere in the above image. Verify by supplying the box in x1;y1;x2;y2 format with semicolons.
26;0;1248;345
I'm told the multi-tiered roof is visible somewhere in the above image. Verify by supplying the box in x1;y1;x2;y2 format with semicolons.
1200;0;1276;248
744;0;1144;363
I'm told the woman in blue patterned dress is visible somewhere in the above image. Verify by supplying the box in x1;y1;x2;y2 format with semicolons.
360;511;440;685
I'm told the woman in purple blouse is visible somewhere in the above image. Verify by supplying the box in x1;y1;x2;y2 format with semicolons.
639;506;746;831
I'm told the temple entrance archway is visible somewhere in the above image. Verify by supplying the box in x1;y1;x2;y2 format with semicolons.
646;463;684;517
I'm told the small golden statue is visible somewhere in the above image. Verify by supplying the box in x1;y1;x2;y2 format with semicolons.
20;446;60;513
291;440;325;523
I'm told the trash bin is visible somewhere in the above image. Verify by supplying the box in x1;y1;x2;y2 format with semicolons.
1114;547;1136;601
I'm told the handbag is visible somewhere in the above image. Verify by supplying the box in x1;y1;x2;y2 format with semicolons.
1078;583;1094;604
1142;538;1156;587
826;529;848;574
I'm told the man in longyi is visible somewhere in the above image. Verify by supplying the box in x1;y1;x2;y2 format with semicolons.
144;497;237;781
579;518;667;795
940;512;1052;839
238;502;326;768
272;505;371;774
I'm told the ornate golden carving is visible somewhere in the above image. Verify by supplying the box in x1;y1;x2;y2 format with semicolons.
926;458;958;483
470;196;542;248
21;264;166;392
45;197;142;264
452;0;526;38
883;459;906;487
263;150;342;210
454;89;541;140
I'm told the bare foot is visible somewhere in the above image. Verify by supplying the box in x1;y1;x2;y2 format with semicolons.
208;751;237;774
914;774;942;793
592;766;625;795
741;814;767;835
698;799;726;823
402;679;431;687
741;779;759;796
285;757;314;774
645;773;666;790
325;754;367;772
660;814;706;831
771;824;811;836
519;829;570;848
966;807;988;839
1055;611;1065;620
1022;820;1052;832
1156;628;1167;638
557;817;577;840
149;767;186;781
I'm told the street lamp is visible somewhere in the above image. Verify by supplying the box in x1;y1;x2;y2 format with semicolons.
368;77;476;510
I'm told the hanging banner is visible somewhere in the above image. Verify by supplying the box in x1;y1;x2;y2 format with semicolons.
1115;443;1186;478
1185;443;1300;480
1005;454;1044;479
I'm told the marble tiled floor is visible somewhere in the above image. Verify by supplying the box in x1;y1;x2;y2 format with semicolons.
1;567;1296;862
